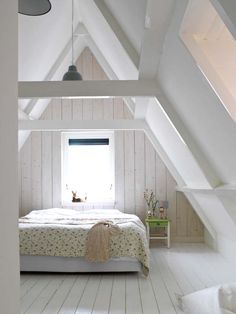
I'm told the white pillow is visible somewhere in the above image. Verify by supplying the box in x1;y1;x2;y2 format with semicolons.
179;283;236;314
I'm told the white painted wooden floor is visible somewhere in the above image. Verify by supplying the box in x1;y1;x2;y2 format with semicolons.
20;244;236;314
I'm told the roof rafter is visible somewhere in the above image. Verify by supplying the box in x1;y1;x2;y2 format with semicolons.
80;0;138;79
93;0;139;68
135;0;175;118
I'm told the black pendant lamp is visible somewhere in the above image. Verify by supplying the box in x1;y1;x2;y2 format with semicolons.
63;0;82;81
19;0;52;16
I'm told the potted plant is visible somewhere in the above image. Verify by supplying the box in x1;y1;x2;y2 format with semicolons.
144;189;159;217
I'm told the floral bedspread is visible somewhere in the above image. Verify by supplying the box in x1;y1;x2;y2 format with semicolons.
19;208;149;275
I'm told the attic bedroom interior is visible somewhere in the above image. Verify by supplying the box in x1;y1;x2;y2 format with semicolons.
1;0;236;313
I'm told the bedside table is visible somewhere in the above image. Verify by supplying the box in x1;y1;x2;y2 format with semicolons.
145;218;170;248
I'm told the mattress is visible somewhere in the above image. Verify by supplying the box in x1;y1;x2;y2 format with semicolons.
19;208;149;275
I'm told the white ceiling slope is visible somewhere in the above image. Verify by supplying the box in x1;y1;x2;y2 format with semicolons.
19;0;236;257
156;0;236;251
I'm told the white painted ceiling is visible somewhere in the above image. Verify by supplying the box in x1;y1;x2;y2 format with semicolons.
181;0;236;121
103;0;147;54
19;0;72;81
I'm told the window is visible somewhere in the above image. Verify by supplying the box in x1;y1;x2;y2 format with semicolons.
62;131;114;203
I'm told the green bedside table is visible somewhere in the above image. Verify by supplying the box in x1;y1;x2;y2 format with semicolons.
145;218;170;248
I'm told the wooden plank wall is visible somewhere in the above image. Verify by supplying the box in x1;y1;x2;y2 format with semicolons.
19;48;204;242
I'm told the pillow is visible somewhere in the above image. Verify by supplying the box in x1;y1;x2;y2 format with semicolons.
178;283;236;314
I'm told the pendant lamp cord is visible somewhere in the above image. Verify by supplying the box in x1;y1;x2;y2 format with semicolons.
71;0;74;65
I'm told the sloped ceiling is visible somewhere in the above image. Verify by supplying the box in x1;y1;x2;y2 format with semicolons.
19;0;236;259
19;1;71;82
103;0;147;54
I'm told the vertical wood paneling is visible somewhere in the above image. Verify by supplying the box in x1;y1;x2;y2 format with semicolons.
124;131;135;214
82;48;93;120
52;98;62;208
176;192;188;237
82;99;93;120
21;137;31;216
166;170;177;237
115;131;125;211
72;99;83;120
145;137;156;194
42;106;52;209
114;99;125;211
124;103;133;119
19;47;204;241
76;50;83;78
82;48;93;80
31;131;42;210
103;98;114;120
187;199;204;237
114;98;124;119
92;54;103;120
18;152;22;216
62;99;72;120
155;153;167;201
134;131;145;220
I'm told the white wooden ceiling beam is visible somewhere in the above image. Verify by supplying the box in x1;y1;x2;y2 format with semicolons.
93;0;139;68
18;108;31;120
144;122;216;239
19;119;146;131
80;0;138;79
18;80;159;99
156;92;221;188
135;0;175;118
177;184;236;195
139;0;175;79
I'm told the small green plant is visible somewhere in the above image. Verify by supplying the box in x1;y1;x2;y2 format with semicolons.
144;189;159;216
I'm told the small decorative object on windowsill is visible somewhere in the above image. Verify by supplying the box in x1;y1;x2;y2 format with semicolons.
144;189;159;217
72;191;82;202
158;200;169;219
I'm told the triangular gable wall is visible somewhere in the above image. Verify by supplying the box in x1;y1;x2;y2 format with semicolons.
19;47;204;243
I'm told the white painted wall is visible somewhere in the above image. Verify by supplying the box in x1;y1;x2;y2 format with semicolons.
0;0;19;312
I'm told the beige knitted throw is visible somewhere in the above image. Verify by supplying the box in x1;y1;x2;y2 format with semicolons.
85;220;121;262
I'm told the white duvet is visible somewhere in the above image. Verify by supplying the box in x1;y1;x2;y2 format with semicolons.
19;208;150;275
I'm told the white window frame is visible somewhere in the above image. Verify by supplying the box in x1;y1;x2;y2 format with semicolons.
61;131;115;205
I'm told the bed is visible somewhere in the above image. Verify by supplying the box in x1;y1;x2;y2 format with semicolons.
19;208;149;275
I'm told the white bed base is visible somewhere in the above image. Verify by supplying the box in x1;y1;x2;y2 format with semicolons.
20;255;141;273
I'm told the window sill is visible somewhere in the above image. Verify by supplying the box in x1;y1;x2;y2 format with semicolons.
62;201;115;209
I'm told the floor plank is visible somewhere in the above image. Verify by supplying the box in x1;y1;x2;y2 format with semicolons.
138;273;160;314
75;275;102;314
92;274;113;313
109;274;126;314
20;244;236;314
149;254;177;314
126;274;142;314
25;276;64;314
58;275;89;314
43;275;77;314
21;276;51;313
